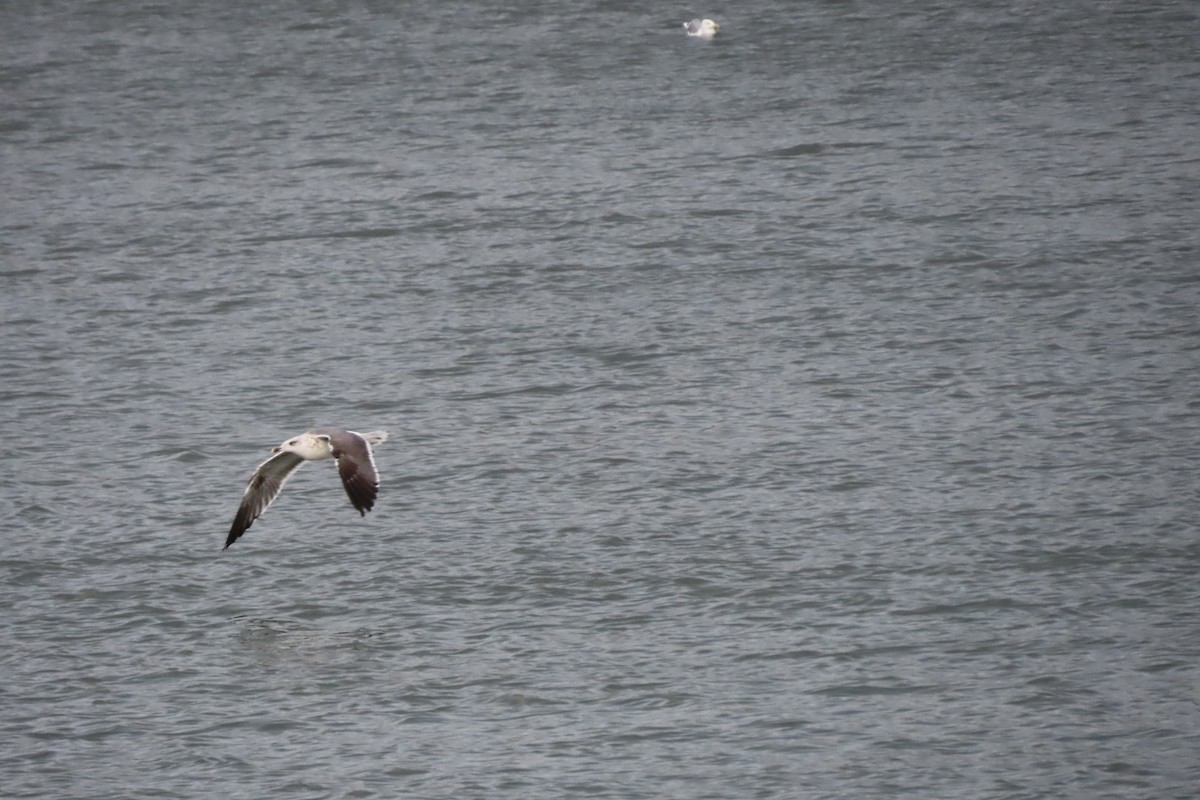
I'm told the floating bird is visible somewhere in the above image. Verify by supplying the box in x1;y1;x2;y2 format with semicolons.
683;18;720;38
225;429;387;549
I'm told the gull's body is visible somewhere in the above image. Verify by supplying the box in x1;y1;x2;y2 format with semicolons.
684;18;720;38
225;429;387;549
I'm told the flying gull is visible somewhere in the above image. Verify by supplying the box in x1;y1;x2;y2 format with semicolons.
683;18;720;38
225;429;388;549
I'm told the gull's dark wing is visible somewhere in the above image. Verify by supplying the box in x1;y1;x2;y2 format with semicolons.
225;450;306;549
326;430;381;516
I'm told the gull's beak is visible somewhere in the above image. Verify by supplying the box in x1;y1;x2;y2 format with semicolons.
271;446;280;453
714;23;720;29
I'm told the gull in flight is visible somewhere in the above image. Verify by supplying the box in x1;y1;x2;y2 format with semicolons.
683;18;720;38
225;429;387;549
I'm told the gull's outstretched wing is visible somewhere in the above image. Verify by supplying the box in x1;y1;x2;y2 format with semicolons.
326;430;385;515
225;450;306;549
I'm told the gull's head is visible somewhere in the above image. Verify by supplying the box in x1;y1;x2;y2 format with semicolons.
273;432;333;459
685;18;720;38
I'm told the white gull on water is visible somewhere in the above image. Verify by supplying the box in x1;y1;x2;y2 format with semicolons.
225;429;387;549
683;18;720;38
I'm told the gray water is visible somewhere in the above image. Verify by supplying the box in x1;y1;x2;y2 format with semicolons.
2;1;1199;798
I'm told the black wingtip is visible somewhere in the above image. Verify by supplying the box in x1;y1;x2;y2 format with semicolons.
224;526;244;550
225;507;255;549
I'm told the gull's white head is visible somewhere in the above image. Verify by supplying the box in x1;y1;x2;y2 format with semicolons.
273;432;333;460
684;18;720;38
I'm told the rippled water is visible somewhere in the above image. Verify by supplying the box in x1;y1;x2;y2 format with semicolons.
2;1;1199;798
